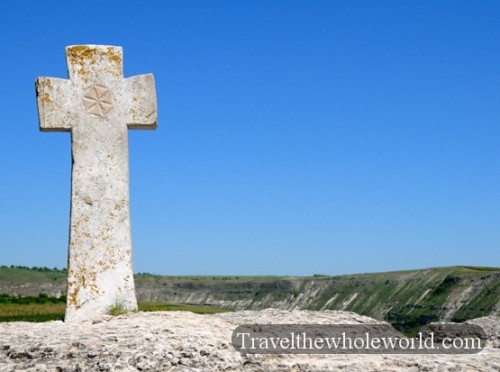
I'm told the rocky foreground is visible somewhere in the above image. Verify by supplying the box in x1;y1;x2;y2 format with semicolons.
0;310;498;371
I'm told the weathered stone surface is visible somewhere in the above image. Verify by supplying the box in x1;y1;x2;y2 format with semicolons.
35;45;157;322
0;310;498;371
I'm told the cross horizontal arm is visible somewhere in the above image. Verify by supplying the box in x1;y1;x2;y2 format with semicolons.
124;74;157;130
36;77;77;132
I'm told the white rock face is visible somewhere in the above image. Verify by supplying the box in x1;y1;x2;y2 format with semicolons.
35;45;157;322
0;310;498;371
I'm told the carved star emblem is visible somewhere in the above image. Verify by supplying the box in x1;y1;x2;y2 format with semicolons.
82;84;113;117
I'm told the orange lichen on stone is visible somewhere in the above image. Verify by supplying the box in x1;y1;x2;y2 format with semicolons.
66;46;96;78
35;79;54;105
105;46;122;66
66;45;123;79
43;93;52;104
68;287;80;307
67;45;99;63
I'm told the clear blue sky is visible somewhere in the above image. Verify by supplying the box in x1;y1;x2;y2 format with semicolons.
0;1;499;275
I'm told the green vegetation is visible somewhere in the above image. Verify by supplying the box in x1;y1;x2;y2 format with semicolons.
0;265;497;337
0;293;66;305
0;293;64;322
451;279;500;322
139;302;229;314
0;266;66;282
0;265;67;273
0;292;229;322
0;304;65;322
107;302;129;316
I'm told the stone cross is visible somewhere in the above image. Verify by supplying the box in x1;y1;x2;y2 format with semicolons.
36;45;157;322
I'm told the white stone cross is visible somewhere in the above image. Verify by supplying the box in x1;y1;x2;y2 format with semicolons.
36;45;157;322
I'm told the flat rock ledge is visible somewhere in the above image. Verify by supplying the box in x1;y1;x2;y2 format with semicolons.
0;310;498;371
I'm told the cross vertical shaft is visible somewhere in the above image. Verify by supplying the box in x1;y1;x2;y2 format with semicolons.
36;45;157;322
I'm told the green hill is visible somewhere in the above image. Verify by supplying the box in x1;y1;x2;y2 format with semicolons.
0;265;498;335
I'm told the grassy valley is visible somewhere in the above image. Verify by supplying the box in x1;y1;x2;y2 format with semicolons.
0;265;498;336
